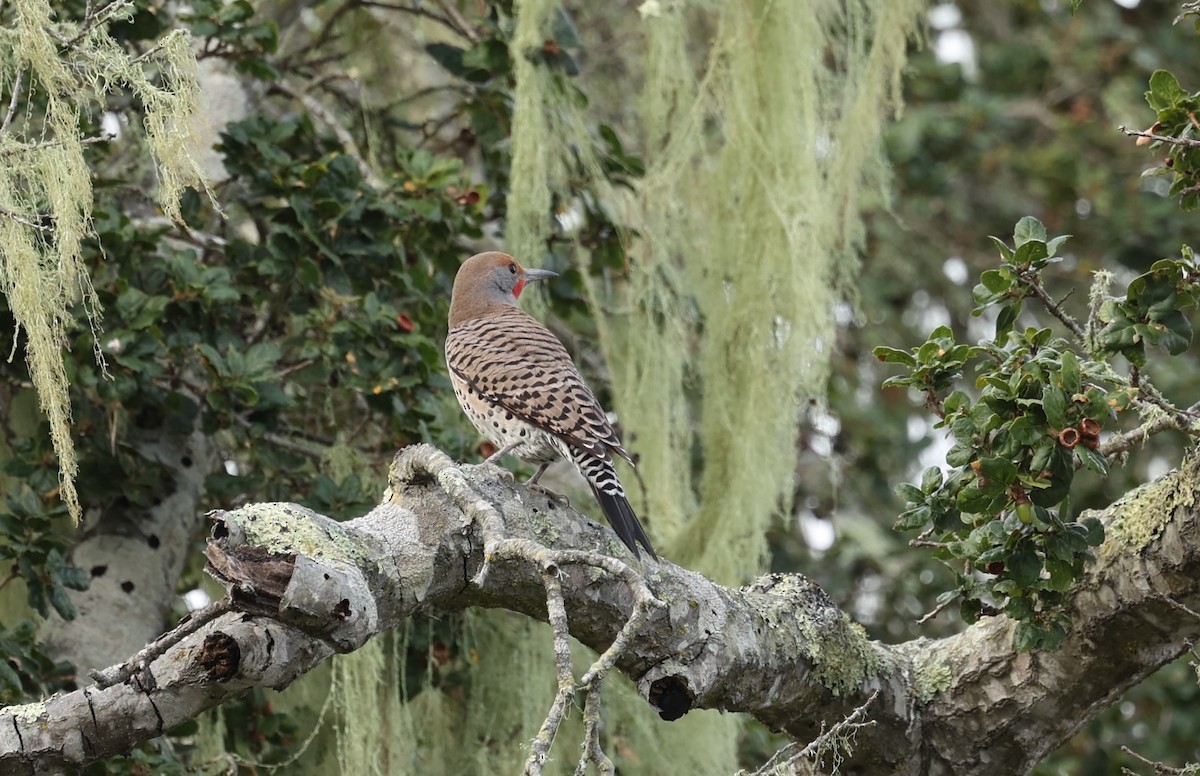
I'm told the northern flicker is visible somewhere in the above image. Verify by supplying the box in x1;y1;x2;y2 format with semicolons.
445;251;657;560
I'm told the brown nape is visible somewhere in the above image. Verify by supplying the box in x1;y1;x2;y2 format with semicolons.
448;251;523;328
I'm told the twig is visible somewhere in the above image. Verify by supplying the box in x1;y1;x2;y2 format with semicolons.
1;67;24;134
1158;594;1200;622
0;567;18;594
89;599;233;688
0;204;51;231
232;414;327;460
1019;271;1086;341
131;34;177;66
434;0;482;44
748;691;880;775
283;0;362;67
917;595;955;625
399;446;666;772
1100;399;1200;456
524;567;577;775
132;216;228;250
574;682;613;776
1119;125;1200;149
361;0;480;43
1120;745;1192;775
272;79;384;190
57;0;131;49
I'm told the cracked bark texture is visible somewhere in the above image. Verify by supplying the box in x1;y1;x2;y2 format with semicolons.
2;444;1199;775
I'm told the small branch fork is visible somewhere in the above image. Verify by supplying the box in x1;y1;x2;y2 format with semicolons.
745;690;880;775
1014;267;1200;456
1118;125;1200;149
88;599;233;689
405;446;664;774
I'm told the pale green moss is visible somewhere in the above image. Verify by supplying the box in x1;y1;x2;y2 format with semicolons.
912;656;952;704
798;611;881;696
1104;454;1199;556
8;700;46;723
761;576;881;696
225;503;364;563
0;0;211;522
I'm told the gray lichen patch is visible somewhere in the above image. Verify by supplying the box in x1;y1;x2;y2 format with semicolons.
6;701;46;724
1104;453;1199;556
224;502;365;563
912;654;953;704
753;574;881;696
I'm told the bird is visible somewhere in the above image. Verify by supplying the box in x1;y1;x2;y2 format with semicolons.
444;251;657;560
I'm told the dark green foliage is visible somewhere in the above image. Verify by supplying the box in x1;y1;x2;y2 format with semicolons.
875;217;1199;651
1096;251;1200;366
2;0;641;771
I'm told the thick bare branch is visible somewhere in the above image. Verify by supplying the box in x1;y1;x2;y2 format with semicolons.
3;445;1200;775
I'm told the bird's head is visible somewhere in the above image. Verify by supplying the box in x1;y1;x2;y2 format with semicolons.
451;252;558;310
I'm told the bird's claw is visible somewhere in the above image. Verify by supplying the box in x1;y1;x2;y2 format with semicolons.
467;461;516;482
527;482;570;508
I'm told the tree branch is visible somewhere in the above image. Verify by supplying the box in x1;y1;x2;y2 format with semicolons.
272;79;385;190
4;444;1200;775
1119;125;1200;149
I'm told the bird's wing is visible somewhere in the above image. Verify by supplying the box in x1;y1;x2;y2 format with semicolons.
446;309;630;462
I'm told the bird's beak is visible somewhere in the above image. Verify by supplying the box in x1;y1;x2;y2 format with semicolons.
522;268;558;283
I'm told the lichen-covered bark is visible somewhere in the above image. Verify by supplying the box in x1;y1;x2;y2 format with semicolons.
3;445;1199;775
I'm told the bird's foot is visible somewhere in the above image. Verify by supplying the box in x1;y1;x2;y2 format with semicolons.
466;460;516;482
527;482;570;508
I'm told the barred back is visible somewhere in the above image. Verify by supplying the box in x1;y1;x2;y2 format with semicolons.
445;308;627;461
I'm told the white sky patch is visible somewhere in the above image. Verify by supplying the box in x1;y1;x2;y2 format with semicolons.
798;510;836;552
555;205;584;235
100;112;122;140
935;29;978;80
1146;456;1171;481
942;256;969;285
183;588;211;611
928;3;962;28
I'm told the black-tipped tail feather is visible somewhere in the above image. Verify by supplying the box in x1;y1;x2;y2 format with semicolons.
593;488;657;561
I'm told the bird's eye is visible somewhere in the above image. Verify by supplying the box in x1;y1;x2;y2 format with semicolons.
508;263;517;274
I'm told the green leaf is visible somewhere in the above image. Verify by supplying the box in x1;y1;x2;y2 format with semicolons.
946;443;975;467
1081;516;1105;546
921;466;944;493
1058;350;1081;393
1013;240;1048;268
894;505;931;531
873;346;916;367
1046;234;1072;256
996;304;1019;340
1077;447;1109;475
979;269;1012;294
1042;385;1070;429
895;483;925;503
978;457;1018;485
1008;543;1042;587
989;235;1016;262
1146;69;1189;112
49;585;76;621
1013;217;1047;247
1045;558;1075;592
426;43;467;76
